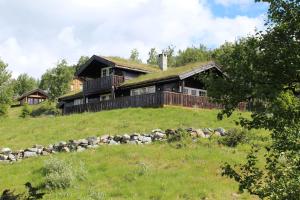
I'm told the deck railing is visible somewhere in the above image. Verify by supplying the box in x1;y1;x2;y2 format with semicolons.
63;91;246;115
83;75;124;95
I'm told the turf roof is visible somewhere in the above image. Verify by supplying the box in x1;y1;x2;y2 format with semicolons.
104;56;161;73
58;90;83;100
120;61;212;87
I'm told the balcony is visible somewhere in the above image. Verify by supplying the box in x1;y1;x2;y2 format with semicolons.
83;75;124;95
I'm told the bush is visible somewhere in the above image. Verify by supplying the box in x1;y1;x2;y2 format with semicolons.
31;102;60;117
218;128;248;147
43;158;86;190
20;104;32;118
0;104;9;117
167;128;189;143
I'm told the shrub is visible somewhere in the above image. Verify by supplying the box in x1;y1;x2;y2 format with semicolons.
31;102;60;117
167;128;189;143
20;104;32;118
43;158;87;190
218;128;248;147
43;158;75;189
0;182;45;200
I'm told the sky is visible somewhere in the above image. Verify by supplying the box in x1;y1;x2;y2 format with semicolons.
0;0;268;78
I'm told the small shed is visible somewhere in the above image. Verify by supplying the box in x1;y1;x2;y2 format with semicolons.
17;89;49;105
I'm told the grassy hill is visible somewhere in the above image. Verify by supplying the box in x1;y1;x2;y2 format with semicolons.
0;106;268;199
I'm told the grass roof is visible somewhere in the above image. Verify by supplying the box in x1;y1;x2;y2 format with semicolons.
104;56;161;73
58;90;83;100
121;61;212;87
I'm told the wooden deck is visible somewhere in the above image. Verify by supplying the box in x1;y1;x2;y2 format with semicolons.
63;92;246;115
83;75;124;95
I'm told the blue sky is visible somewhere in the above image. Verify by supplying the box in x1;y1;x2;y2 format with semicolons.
0;0;268;78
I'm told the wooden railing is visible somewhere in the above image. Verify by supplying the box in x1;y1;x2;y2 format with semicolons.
83;75;124;95
63;92;247;115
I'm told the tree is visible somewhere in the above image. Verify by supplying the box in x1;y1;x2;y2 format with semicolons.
147;48;158;65
176;45;211;66
0;58;13;116
74;56;89;72
129;49;142;63
13;73;37;96
40;60;74;101
206;0;300;199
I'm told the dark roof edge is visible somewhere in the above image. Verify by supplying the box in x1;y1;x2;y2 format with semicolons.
17;89;49;101
115;65;152;73
58;92;83;101
179;62;222;80
75;55;115;76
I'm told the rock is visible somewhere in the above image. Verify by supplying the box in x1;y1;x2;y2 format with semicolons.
41;151;49;156
58;141;67;147
140;136;152;143
153;132;166;140
100;135;110;142
76;146;85;152
121;134;131;143
108;140;119;145
0;154;8;160
203;128;212;135
215;127;226;136
152;128;163;132
195;129;206;138
214;131;222;137
1;148;12;155
87;136;99;145
23;151;37;158
61;147;70;152
165;129;176;137
78;139;88;145
8;154;16;161
25;148;38;153
113;135;122;142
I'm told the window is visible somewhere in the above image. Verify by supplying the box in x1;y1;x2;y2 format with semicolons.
100;94;112;101
74;99;84;105
101;67;113;77
183;87;207;97
191;90;197;96
130;86;156;96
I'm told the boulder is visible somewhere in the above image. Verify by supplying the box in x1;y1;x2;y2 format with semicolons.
153;132;166;140
165;129;176;137
140;136;152;143
61;147;70;152
8;154;16;161
76;146;85;152
108;140;119;145
121;134;131;142
195;129;206;138
0;154;8;160
23;151;37;158
113;135;122;142
1;148;12;155
41;151;49;156
87;136;99;145
25;148;38;153
152;129;164;134
215;127;226;136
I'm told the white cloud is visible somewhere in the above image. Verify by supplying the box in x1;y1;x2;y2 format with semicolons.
214;0;253;7
0;0;264;78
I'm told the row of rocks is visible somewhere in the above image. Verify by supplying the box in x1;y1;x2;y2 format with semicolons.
0;127;226;163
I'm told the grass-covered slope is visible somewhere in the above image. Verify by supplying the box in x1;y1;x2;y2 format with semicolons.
1;106;257;150
0;106;267;199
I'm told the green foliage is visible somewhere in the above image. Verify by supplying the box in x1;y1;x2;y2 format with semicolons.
13;74;37;97
20;104;32;118
0;189;22;200
39;60;74;101
176;45;211;67
74;56;89;72
43;158;87;190
129;49;142;63
30;101;60;117
0;58;13;117
147;48;158;65
218;129;247;147
207;0;300;199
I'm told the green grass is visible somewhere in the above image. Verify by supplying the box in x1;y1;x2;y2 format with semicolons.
1;106;260;150
121;61;211;87
0;106;268;199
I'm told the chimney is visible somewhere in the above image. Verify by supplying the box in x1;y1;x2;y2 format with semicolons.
158;52;168;71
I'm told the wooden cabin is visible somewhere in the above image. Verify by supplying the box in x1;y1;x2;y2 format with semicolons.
17;89;49;105
58;54;240;115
